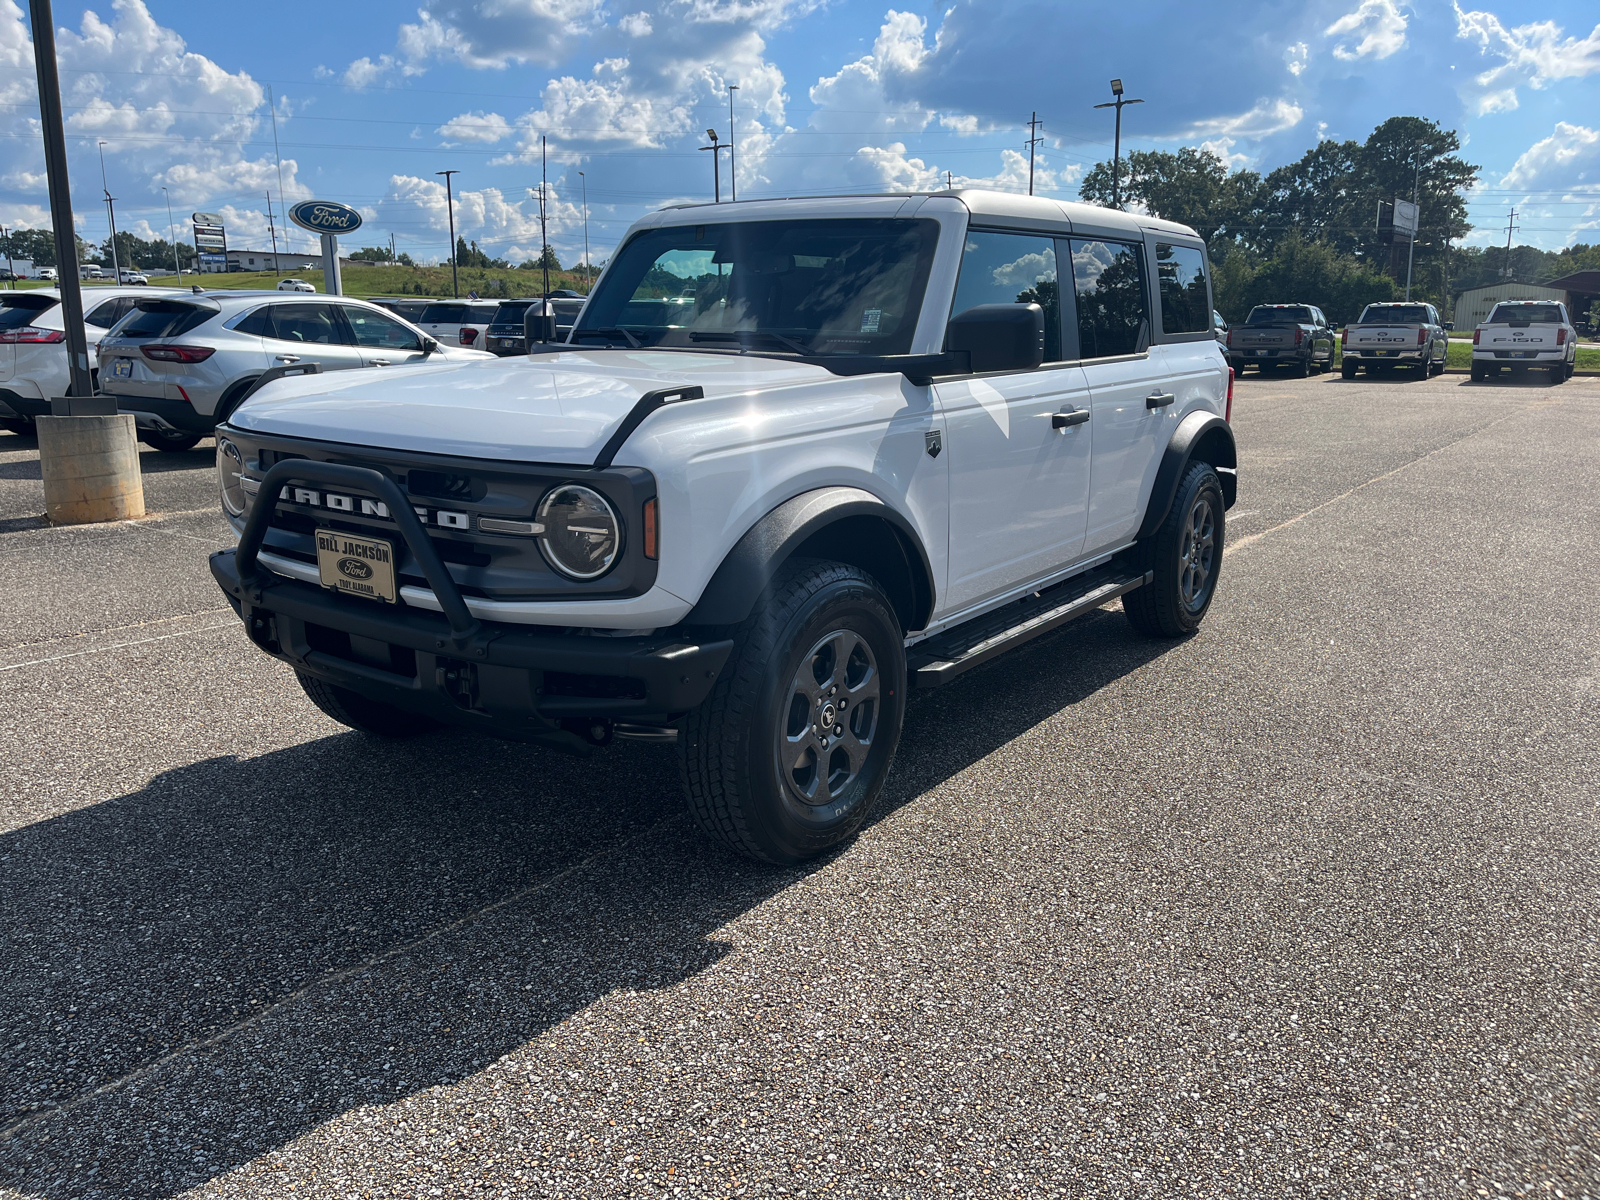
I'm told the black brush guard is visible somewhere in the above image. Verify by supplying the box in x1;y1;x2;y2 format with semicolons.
211;459;733;726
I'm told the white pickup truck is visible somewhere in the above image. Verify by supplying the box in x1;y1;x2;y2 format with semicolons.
208;190;1236;863
1471;301;1578;383
1340;302;1448;379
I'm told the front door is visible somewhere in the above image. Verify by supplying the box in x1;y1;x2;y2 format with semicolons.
342;305;429;366
263;303;366;374
937;230;1091;615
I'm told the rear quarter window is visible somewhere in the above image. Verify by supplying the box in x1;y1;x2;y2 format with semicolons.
1154;243;1209;335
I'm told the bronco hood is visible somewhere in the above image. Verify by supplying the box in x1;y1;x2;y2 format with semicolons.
226;350;832;465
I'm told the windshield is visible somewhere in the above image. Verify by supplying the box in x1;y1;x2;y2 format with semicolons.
1246;306;1314;325
573;218;940;354
1360;305;1430;324
0;295;58;330
1488;304;1564;324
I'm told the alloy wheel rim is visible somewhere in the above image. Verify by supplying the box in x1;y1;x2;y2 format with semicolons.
779;628;880;805
1178;495;1216;611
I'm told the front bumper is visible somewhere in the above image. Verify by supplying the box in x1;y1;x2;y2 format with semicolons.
212;548;732;730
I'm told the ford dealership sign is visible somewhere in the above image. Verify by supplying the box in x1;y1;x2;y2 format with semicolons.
288;200;363;235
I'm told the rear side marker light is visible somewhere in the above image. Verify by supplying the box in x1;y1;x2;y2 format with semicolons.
643;498;658;559
1225;368;1234;424
0;326;66;344
141;344;215;363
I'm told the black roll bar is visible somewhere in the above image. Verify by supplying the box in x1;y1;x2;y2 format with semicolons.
233;459;482;642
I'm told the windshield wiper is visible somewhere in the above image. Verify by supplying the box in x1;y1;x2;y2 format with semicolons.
571;325;642;348
688;329;821;356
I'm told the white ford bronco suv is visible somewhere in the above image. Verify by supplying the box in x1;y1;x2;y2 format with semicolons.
209;191;1236;863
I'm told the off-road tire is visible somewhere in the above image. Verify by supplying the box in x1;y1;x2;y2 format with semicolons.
680;559;906;865
1341;361;1357;380
296;670;441;738
139;428;203;452
1124;461;1225;639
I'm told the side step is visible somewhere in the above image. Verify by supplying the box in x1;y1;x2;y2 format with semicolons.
907;566;1151;687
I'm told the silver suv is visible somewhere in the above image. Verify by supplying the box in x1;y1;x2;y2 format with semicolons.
99;292;493;450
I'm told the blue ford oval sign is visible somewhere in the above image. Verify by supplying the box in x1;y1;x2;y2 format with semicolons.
288;200;363;235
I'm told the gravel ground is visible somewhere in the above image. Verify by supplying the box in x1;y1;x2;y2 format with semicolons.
0;371;1596;1200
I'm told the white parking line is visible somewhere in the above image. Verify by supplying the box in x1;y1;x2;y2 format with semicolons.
0;622;238;672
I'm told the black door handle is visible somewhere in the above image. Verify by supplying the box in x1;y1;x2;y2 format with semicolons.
1146;392;1176;409
1052;408;1090;429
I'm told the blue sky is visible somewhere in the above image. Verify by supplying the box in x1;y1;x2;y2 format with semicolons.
2;0;1597;267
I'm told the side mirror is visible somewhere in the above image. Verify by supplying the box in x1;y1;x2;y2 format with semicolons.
524;300;558;347
946;303;1045;373
421;336;439;354
1444;322;1454;331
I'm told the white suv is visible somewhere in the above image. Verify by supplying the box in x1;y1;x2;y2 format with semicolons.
209;191;1236;863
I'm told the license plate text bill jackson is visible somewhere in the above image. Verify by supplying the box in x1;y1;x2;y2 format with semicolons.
315;530;398;603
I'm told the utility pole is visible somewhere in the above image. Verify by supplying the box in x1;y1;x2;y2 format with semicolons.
265;190;279;264
2;225;16;289
728;83;739;202
390;232;396;263
1403;151;1420;301
1025;112;1044;196
1093;79;1144;210
161;186;180;279
540;135;551;300
98;141;120;283
700;129;723;202
946;170;953;189
436;169;460;297
578;169;590;290
1501;209;1519;280
268;84;290;252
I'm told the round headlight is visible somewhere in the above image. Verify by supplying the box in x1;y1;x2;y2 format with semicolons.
217;438;246;517
537;484;621;579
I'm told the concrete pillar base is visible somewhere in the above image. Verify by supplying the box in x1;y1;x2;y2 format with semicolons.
37;413;146;525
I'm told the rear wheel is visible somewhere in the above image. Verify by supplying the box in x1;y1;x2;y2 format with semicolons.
681;560;906;865
1124;462;1225;639
1470;364;1487;382
1341;361;1357;380
138;428;203;452
296;670;441;738
1292;356;1311;378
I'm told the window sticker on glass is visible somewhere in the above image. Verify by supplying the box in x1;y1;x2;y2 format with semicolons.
861;309;882;333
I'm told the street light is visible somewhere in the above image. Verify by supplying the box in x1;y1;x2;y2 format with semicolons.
727;84;739;202
161;186;179;280
98;140;120;282
435;169;460;297
699;129;726;203
1093;78;1144;210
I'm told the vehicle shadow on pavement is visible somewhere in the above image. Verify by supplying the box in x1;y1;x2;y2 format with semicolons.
0;608;1174;1199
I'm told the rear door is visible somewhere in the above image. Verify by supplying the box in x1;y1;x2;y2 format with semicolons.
1073;236;1173;554
936;229;1092;612
262;302;365;373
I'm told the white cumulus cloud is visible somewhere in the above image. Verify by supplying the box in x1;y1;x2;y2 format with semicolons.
437;111;512;144
1325;0;1408;62
1454;6;1600;115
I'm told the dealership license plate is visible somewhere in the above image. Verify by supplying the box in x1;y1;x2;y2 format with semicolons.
109;359;133;379
315;529;397;603
1374;350;1392;356
1254;349;1270;355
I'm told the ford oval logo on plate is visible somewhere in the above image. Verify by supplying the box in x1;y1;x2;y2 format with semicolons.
337;557;373;581
288;200;364;234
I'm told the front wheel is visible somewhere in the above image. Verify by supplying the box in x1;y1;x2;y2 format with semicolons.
680;560;906;865
139;428;203;452
1124;462;1225;639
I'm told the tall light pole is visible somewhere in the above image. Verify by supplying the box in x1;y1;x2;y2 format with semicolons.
578;169;590;290
1093;78;1144;210
162;186;180;279
1403;149;1422;302
539;136;551;300
435;169;459;297
98;140;120;282
727;83;739;202
268;84;290;252
699;129;724;203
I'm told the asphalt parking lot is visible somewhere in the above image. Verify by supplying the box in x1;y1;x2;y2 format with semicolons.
2;368;1597;1200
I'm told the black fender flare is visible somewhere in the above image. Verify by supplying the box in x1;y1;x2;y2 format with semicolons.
685;487;936;632
1137;412;1238;540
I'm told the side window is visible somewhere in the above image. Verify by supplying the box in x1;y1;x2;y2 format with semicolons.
343;307;422;350
86;297;132;329
267;303;350;345
1070;239;1148;359
948;230;1062;362
1153;243;1209;335
232;306;274;337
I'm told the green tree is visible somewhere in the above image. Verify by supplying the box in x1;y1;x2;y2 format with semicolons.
350;245;394;263
1;227;90;268
1243;232;1396;324
397;251;415;267
1079;147;1261;245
